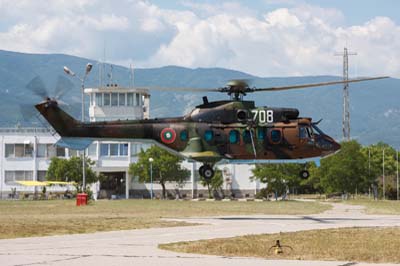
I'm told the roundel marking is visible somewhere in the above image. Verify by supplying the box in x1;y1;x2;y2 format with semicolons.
160;128;176;144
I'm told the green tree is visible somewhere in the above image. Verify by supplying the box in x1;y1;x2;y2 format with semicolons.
252;163;303;200
318;140;366;195
361;142;398;198
200;169;223;199
301;162;324;195
128;145;190;199
46;156;99;192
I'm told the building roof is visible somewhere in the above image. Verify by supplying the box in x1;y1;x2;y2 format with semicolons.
85;86;150;96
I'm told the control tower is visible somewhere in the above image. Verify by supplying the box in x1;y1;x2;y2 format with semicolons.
85;84;150;121
83;83;151;199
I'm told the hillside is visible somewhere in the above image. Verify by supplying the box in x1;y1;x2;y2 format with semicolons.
0;50;399;147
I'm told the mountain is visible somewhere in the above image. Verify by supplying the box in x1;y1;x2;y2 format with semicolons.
0;49;399;147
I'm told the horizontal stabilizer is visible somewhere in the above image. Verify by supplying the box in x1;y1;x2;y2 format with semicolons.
55;137;93;151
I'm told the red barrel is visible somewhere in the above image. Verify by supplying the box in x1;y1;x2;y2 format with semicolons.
76;193;88;206
76;193;81;206
81;193;88;205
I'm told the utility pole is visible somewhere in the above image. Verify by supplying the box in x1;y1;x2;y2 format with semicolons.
335;47;357;141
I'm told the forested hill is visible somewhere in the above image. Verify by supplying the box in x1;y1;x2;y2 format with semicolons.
0;49;399;146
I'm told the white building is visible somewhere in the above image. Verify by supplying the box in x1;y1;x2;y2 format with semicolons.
0;85;261;199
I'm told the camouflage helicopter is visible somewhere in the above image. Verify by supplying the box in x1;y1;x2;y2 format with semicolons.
34;76;387;180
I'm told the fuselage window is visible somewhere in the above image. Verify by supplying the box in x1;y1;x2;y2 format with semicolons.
270;129;282;144
229;130;240;144
242;130;253;144
180;130;188;141
257;128;265;140
204;130;214;142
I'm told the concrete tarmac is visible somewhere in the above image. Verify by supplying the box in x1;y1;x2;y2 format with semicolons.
0;202;399;266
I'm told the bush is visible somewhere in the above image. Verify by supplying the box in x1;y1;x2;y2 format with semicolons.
255;188;269;199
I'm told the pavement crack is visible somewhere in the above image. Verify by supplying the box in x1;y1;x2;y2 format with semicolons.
13;255;91;266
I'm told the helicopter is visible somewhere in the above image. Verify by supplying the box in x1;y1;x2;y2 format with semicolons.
34;76;388;180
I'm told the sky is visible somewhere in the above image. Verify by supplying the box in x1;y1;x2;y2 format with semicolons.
0;0;399;77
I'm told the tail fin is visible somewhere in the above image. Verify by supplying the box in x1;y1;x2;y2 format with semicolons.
35;100;79;137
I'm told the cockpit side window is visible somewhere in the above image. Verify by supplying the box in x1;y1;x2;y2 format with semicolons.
299;127;307;139
299;126;313;139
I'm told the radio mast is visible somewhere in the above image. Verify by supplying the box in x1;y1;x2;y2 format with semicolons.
335;47;357;141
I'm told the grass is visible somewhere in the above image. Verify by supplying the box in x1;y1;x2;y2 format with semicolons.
346;198;400;215
160;227;400;263
0;199;329;239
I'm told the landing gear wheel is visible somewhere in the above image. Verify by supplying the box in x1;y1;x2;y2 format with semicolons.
300;170;310;179
199;164;215;182
199;165;205;177
203;166;215;181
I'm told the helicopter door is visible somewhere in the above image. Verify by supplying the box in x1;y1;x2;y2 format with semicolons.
282;127;298;148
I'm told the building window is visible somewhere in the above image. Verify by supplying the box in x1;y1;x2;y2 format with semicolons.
56;147;66;157
37;144;46;157
111;93;118;106
119;93;126;106
15;144;25;157
37;144;54;158
100;143;129;156
5;143;33;158
110;143;119;156
5;171;33;184
68;149;78;157
127;93;134;106
104;93;111;106
48;145;56;157
130;143;138;156
5;144;14;158
87;143;97;156
136;93;140;106
37;171;47;181
229;130;240;144
96;93;103;106
119;143;128;156
100;144;109;156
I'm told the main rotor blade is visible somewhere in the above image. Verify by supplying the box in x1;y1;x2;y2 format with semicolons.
54;75;74;100
147;86;218;92
253;76;389;92
26;76;49;99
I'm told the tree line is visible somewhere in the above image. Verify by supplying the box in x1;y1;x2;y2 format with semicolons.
252;140;400;199
46;140;400;200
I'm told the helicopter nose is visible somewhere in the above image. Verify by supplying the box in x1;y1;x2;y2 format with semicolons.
316;135;341;157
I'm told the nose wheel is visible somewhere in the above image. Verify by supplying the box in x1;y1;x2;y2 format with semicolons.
199;164;215;181
299;170;310;179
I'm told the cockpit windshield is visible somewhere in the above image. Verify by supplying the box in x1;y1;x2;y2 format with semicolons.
311;124;325;136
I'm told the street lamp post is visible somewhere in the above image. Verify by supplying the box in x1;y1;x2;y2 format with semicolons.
63;63;92;191
383;148;385;200
368;148;371;199
149;157;154;199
